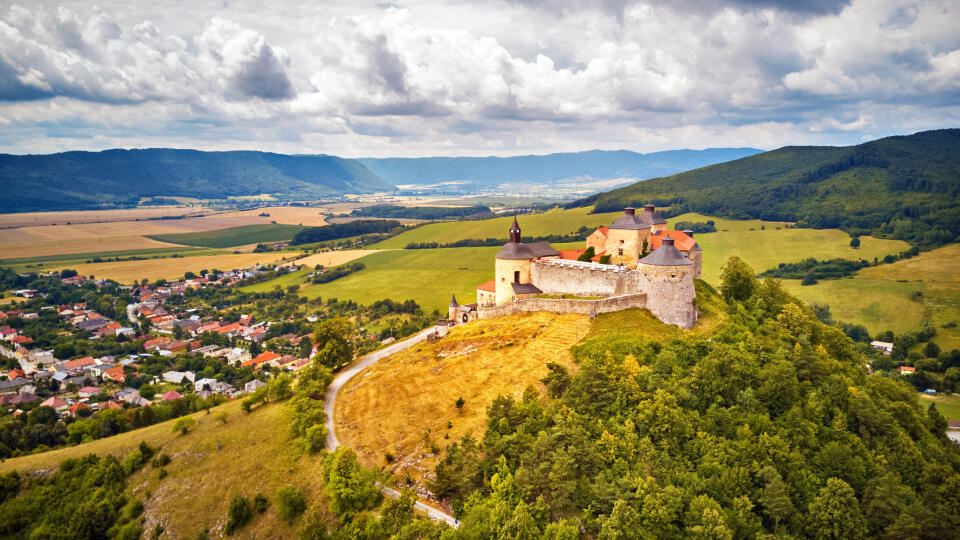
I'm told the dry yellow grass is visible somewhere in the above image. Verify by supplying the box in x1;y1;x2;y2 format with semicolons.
0;208;216;228
335;312;591;485
0;235;182;259
218;206;328;226
291;250;381;268
51;252;294;283
0;400;330;539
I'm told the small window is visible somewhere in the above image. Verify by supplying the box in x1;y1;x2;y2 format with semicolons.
618;249;623;256
514;270;520;283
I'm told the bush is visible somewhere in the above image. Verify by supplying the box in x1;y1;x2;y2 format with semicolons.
276;485;307;522
215;411;228;424
225;495;253;535
172;416;196;434
254;493;269;514
152;453;171;468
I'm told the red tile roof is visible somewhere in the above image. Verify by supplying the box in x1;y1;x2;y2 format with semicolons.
650;230;697;252
161;390;181;401
103;366;126;382
476;280;496;293
65;356;96;369
243;351;281;368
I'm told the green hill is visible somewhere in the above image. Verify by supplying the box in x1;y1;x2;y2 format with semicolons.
573;129;960;247
0;148;394;212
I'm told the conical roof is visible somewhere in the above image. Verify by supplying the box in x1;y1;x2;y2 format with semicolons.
638;237;692;266
449;294;460;308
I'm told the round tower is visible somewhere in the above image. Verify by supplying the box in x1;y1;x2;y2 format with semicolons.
494;217;535;305
636;237;697;329
448;294;460;321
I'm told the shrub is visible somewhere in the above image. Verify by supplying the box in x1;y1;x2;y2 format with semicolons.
254;493;269;514
276;485;307;522
152;453;171;468
225;495;253;535
157;468;168;480
215;411;228;424
172;416;196;434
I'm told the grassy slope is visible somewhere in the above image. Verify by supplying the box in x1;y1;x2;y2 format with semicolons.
0;399;330;539
336;312;592;484
48;252;297;283
146;224;304;248
784;243;960;349
371;207;622;249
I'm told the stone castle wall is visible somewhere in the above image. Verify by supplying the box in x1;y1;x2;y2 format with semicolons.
478;293;647;320
531;259;640;297
636;264;698;329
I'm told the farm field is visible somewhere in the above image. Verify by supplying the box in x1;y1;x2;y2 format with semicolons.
0;246;213;272
784;243;960;349
239;250;378;293
370;207;622;249
335;311;592;483
49;252;295;283
0;207;215;228
146;224;304;248
0;399;330;539
665;213;911;283
918;392;960;421
297;243;576;312
0;235;185;260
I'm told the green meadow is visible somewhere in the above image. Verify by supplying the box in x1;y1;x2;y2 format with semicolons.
1;246;217;272
918;392;960;421
146;223;303;248
785;244;960;350
372;207;622;249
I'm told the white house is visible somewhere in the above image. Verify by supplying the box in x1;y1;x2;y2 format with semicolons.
870;341;894;355
194;378;218;392
162;370;196;384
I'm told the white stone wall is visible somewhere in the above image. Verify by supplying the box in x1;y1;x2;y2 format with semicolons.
531;259;641;297
478;293;647;320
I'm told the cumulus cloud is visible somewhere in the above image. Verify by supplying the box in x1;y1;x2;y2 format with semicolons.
0;0;956;156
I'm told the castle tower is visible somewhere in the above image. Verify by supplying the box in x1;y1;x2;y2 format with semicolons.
604;205;668;268
636;237;697;329
448;294;460;321
494;217;535;305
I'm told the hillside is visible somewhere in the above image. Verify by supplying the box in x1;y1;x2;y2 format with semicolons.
359;147;762;187
0;148;393;212
574;129;960;246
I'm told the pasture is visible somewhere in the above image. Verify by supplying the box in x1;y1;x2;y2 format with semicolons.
239;250;378;293
48;252;295;283
918;392;960;421
146;224;304;248
784;244;960;350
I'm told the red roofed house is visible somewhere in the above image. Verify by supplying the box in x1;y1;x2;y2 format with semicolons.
99;400;123;410
11;335;33;346
585;227;609;254
67;402;90;417
161;390;181;401
143;336;172;349
476;280;496;308
102;366;126;383
65;356;96;370
243;351;281;369
7;369;25;381
215;323;242;337
39;396;68;411
898;366;916;375
78;386;100;398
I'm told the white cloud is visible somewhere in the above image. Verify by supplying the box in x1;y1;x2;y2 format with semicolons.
0;0;956;156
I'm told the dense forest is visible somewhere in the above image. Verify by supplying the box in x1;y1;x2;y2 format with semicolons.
290;220;403;245
0;149;393;212
430;263;960;538
572;129;960;247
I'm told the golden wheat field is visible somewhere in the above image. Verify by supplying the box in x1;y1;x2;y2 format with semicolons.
51;252;295;282
291;250;380;268
335;312;591;485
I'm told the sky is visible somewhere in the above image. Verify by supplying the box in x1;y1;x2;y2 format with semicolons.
0;0;957;157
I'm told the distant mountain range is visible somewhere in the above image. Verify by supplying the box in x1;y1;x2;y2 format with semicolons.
573;129;960;247
0;149;393;213
358;148;763;187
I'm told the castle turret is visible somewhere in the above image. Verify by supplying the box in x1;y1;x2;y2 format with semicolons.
494;218;536;305
448;294;460;320
636;237;697;329
682;229;703;278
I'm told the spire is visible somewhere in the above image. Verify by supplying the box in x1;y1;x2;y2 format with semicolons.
509;217;522;243
449;294;460;308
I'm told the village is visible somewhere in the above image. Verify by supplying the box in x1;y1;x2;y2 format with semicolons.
0;261;332;449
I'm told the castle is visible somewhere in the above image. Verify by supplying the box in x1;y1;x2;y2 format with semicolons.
444;205;701;330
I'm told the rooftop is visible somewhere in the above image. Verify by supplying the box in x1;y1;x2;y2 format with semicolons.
638;237;693;266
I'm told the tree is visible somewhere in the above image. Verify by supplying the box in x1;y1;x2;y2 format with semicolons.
322;448;381;519
850;237;861;248
541;362;571;398
455;396;465;413
577;247;596;262
138;385;156;401
248;340;261;356
759;466;795;532
720;256;757;302
806;478;867;539
924;341;941;359
312;317;356;370
275;485;306;522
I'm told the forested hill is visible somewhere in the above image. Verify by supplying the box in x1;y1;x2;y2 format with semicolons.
571;129;960;247
0;149;393;212
359;147;762;187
